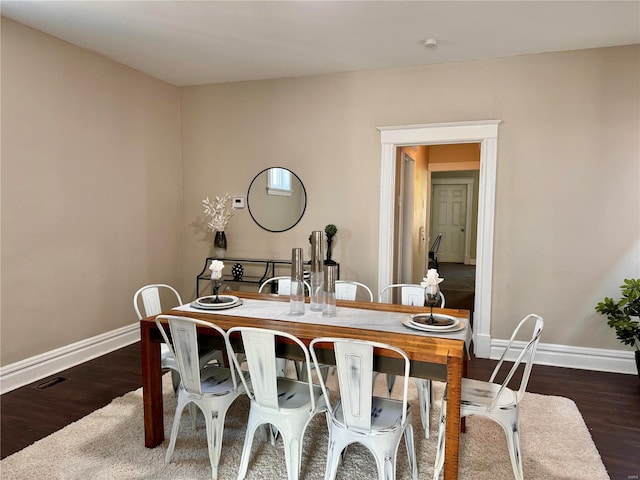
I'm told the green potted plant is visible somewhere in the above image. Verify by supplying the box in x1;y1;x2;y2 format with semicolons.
324;224;338;265
595;278;640;378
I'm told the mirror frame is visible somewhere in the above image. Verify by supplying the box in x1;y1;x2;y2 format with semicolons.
247;167;307;232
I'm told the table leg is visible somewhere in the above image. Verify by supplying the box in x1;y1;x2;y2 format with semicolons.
461;353;467;434
444;353;462;480
141;321;164;448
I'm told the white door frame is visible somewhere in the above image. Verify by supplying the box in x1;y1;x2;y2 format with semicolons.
431;178;474;265
377;120;500;357
399;153;415;282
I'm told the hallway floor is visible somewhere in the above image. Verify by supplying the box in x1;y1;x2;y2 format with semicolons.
436;262;475;311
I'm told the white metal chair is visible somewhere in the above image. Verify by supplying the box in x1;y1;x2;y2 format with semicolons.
379;283;446;307
378;283;446;438
227;326;328;480
310;337;418;480
133;284;221;391
155;315;245;480
433;314;544;480
258;276;311;296
428;233;443;271
335;280;374;302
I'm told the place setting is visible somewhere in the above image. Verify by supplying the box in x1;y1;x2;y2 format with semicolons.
402;313;464;333
190;294;243;310
401;269;465;333
190;260;243;311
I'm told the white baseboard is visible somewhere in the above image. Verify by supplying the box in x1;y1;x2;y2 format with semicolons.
489;339;637;375
0;323;140;395
473;331;492;357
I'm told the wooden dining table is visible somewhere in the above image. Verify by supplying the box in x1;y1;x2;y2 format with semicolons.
140;291;469;480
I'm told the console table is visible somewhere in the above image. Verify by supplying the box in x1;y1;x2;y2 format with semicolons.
196;257;340;297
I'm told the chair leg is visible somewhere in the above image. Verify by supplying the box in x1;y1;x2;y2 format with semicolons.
282;431;303;480
404;424;418;480
324;436;345;480
165;397;189;465
171;370;181;394
373;447;396;480
203;406;226;480
269;424;279;445
432;398;447;480
236;416;261;480
189;403;198;429
502;419;523;480
279;414;314;480
415;378;431;438
276;357;289;377
385;374;396;397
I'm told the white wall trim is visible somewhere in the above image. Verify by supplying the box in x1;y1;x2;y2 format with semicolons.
0;323;140;394
489;339;637;375
378;120;500;358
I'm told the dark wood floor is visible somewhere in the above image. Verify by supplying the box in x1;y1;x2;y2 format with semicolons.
2;343;639;479
437;262;475;312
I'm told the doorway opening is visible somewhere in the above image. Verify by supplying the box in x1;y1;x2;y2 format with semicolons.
377;120;500;358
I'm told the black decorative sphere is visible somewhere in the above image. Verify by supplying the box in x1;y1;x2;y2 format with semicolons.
231;263;244;281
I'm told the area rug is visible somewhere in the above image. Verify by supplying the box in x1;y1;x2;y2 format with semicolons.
1;374;609;479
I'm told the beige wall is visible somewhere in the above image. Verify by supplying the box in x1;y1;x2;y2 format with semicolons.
181;45;639;350
1;19;183;365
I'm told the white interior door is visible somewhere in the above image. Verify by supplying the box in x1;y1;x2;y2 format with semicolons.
430;184;467;263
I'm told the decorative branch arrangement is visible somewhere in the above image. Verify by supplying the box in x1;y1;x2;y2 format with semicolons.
202;193;235;232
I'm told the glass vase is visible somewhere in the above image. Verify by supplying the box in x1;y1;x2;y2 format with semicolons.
214;231;227;258
310;230;324;311
290;247;305;315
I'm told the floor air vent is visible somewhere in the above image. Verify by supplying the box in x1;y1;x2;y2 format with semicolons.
35;377;67;389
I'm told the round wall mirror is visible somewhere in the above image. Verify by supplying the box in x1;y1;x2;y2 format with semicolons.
247;167;307;232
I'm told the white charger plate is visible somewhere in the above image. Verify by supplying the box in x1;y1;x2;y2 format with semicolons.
402;316;465;333
191;295;242;310
410;313;459;330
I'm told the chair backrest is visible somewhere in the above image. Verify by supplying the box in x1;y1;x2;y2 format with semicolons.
487;314;544;411
429;233;443;253
378;283;445;308
335;280;374;302
134;284;182;320
310;337;411;432
227;326;317;412
155;315;238;395
258;276;311;296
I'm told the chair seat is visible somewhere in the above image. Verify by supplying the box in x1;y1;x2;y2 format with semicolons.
333;396;410;432
460;378;517;411
274;377;325;410
191;365;243;395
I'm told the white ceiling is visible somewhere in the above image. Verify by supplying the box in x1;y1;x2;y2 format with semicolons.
2;1;639;87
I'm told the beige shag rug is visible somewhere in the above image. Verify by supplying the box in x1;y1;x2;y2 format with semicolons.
1;373;609;480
